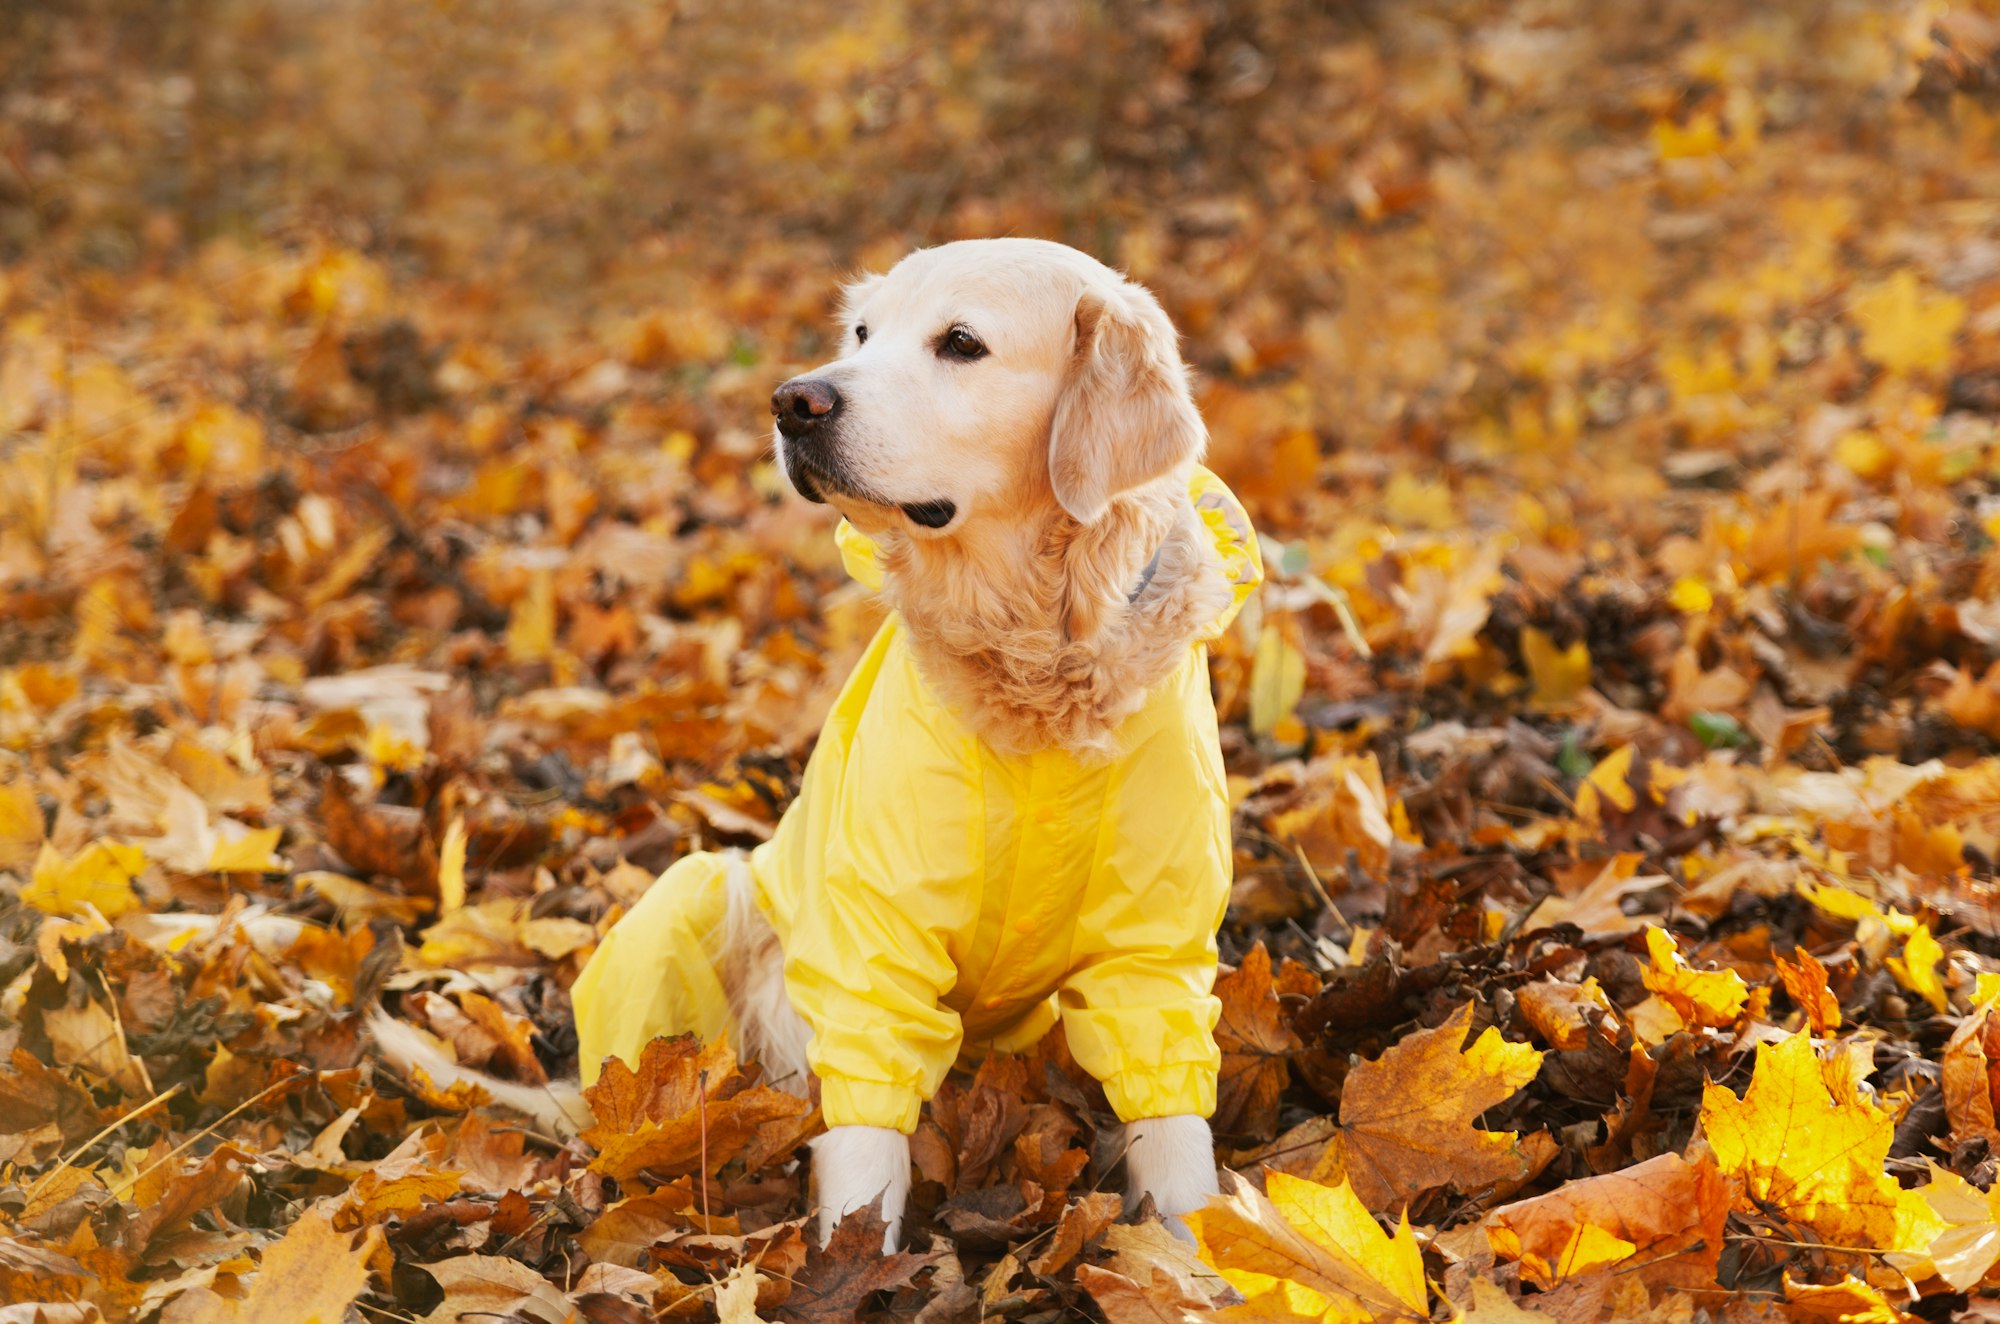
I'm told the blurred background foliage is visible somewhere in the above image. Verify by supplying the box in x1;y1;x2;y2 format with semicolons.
6;0;1994;494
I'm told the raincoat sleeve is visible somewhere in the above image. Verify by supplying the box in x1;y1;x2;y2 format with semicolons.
1056;661;1233;1123
782;678;980;1134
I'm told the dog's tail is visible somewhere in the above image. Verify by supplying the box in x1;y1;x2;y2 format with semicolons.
367;1008;592;1139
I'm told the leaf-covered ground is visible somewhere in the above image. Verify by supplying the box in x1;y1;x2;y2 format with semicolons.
5;1;2000;1320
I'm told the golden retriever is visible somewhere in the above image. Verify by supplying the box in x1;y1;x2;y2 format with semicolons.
377;239;1250;1250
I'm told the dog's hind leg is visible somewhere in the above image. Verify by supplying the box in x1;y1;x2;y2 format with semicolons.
1123;1113;1220;1241
716;853;812;1095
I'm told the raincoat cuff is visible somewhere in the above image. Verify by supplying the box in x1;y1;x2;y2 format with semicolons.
1102;1062;1218;1124
819;1074;925;1135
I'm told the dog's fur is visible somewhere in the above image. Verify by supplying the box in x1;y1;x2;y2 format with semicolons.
377;239;1224;1245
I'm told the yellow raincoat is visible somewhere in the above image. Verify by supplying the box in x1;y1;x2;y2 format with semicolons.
573;468;1262;1133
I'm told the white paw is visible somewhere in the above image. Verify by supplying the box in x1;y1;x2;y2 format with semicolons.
811;1124;912;1251
1124;1113;1219;1238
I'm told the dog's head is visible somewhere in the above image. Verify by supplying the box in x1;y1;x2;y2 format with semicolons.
771;239;1205;537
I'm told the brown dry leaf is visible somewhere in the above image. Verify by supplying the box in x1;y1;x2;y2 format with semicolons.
1515;978;1617;1051
1457;1276;1561;1322
772;1204;941;1324
1075;1266;1209;1324
1528;852;1663;939
1312;1003;1546;1213
576;1186;699;1268
1212;942;1303;1140
344;1128;464;1221
419;1254;573;1324
1482;1152;1728;1288
1097;1221;1233;1305
1944;996;2000;1147
1025;1191;1122;1276
582;1035;811;1180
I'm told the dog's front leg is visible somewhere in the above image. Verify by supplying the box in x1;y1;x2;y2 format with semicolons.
811;1124;912;1250
1125;1114;1220;1241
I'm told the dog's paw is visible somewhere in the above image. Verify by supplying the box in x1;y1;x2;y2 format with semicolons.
811;1124;912;1250
1124;1114;1219;1226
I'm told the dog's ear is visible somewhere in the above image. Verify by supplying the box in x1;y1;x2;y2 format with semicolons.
1048;281;1205;524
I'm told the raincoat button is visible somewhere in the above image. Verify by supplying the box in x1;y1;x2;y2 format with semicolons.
1033;804;1054;824
1014;917;1037;936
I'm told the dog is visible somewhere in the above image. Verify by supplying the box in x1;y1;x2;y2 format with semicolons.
377;239;1262;1249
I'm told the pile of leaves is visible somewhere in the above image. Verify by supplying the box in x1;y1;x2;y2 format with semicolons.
7;0;2000;1319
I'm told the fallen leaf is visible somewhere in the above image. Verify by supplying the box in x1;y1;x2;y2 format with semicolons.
1212;943;1303;1140
1483;1152;1728;1288
1312;1003;1546;1213
22;842;146;919
1641;927;1749;1029
1519;627;1590;710
1774;946;1843;1035
158;1203;382;1324
582;1035;811;1180
419;1254;572;1324
1699;1030;1943;1254
1848;269;1966;377
773;1203;941;1324
1188;1168;1428;1323
1885;923;1948;1015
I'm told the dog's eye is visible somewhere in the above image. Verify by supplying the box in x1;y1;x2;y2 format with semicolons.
939;326;987;361
854;325;868;344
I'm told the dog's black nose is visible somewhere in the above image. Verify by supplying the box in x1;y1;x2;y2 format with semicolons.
772;378;841;438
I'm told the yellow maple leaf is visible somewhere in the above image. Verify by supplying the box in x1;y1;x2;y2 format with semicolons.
1700;1031;1943;1253
1573;744;1637;821
1641;927;1749;1028
208;824;285;874
1885;923;1948;1015
1189;1169;1428;1324
1519;627;1590;710
23;840;147;918
1312;1003;1546;1213
1848;269;1965;377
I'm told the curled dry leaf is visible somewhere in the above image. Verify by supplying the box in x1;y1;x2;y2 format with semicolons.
1774;946;1843;1035
1188;1168;1429;1324
1482;1152;1728;1289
